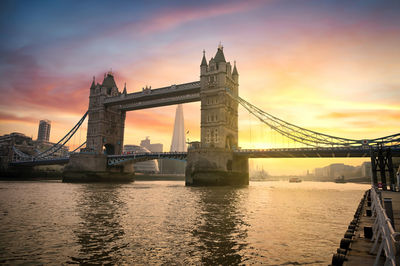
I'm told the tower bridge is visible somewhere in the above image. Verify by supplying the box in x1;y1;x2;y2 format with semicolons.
9;45;400;187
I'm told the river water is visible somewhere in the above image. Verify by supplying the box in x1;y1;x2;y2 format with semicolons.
0;180;369;265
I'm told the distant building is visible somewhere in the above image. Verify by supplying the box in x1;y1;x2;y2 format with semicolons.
140;137;163;152
140;137;164;172
328;163;353;178
314;163;359;180
123;145;159;174
35;141;69;158
35;119;68;157
170;104;186;152
37;120;51;142
163;104;186;174
0;132;36;170
315;167;329;179
0;127;69;171
361;162;372;178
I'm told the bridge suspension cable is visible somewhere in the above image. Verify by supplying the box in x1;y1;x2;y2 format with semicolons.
70;141;87;154
236;96;400;148
35;111;88;159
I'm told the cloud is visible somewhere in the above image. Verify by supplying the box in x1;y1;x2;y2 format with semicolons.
0;113;38;124
0;48;89;115
318;111;400;120
132;1;260;35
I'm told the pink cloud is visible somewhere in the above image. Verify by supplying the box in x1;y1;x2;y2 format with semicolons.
0;113;38;124
0;49;90;116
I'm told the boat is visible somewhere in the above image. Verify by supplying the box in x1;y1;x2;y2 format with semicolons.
289;177;302;183
251;169;269;181
335;175;346;183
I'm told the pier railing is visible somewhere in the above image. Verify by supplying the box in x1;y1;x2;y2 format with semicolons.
370;188;400;266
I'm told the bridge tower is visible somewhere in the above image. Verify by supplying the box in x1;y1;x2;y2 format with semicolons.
63;72;133;182
86;72;126;155
200;45;239;149
185;46;249;186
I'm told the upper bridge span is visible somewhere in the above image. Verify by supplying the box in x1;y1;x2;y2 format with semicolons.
104;81;200;111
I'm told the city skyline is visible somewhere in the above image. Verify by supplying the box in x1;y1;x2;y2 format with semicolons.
1;0;399;174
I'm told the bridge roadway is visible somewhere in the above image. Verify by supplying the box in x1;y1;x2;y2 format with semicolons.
10;146;400;167
234;146;400;158
104;81;200;111
9;157;70;167
107;146;400;165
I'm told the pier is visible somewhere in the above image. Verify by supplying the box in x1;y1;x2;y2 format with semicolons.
332;187;400;265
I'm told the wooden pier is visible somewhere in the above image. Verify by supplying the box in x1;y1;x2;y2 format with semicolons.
332;188;400;265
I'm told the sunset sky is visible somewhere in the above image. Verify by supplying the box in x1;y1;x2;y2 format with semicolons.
1;0;399;174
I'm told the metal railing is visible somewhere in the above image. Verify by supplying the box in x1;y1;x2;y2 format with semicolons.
369;188;400;265
107;152;187;166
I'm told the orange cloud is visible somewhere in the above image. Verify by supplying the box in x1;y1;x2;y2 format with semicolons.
0;113;38;124
319;111;400;120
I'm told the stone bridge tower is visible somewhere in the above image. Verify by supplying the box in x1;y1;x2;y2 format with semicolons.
200;45;239;149
63;72;132;181
86;72;126;155
185;46;248;186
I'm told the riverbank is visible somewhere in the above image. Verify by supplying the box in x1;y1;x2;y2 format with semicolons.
250;176;371;184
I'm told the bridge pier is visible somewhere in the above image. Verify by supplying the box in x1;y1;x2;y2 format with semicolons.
370;147;396;190
62;153;134;182
185;148;248;186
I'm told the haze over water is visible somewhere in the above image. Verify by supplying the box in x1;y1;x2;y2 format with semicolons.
0;180;369;264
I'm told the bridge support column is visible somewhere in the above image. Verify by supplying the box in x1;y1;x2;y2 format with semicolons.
185;148;248;186
62;153;134;182
387;149;395;191
370;154;378;187
378;149;387;190
370;147;395;191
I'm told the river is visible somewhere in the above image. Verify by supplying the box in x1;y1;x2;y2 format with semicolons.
0;180;370;265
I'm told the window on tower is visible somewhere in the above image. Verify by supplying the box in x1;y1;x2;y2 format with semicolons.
206;129;211;143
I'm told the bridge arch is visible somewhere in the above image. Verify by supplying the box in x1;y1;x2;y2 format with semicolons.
103;144;115;155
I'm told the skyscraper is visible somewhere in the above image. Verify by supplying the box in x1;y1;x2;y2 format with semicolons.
163;104;186;174
170;104;187;152
37;120;51;142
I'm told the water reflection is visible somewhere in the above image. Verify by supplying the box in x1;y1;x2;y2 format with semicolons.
193;187;249;265
69;184;127;264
